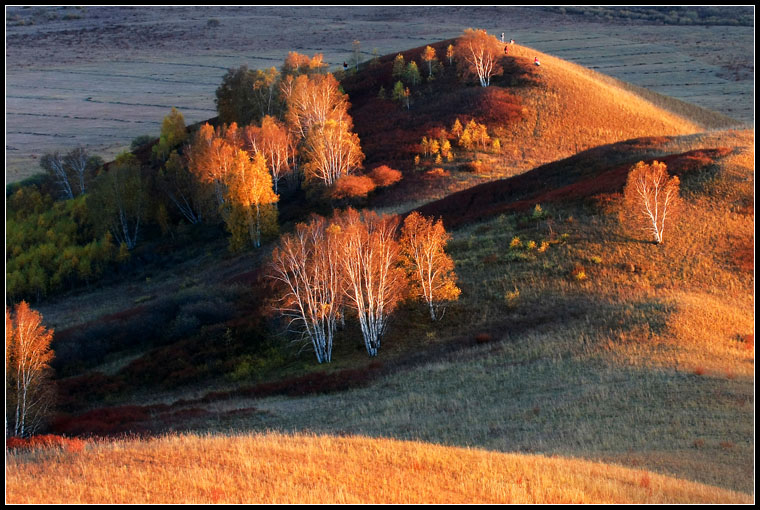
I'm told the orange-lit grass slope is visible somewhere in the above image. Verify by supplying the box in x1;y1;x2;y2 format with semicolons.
497;44;729;171
5;432;752;504
344;38;728;184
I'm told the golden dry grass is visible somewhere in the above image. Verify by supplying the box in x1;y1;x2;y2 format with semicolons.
5;432;752;504
495;44;706;173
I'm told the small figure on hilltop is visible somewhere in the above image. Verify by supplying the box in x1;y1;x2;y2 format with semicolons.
534;56;540;66
510;38;515;44
343;61;348;71
501;32;505;43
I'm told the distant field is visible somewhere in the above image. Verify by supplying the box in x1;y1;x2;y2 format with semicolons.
5;5;753;183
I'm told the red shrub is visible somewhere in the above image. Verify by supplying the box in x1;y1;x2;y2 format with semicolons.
6;434;86;453
331;174;377;199
369;165;403;187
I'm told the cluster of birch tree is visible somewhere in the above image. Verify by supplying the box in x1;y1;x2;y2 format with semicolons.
156;51;371;250
270;209;460;363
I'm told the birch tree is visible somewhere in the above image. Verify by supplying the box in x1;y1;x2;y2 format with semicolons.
623;160;682;244
63;146;100;196
422;45;437;78
337;208;406;357
158;150;212;224
187;123;239;207
6;301;55;438
282;73;351;141
40;151;74;200
152;107;188;161
400;212;461;321
455;28;503;87
90;152;146;250
242;116;296;193
269;216;343;363
303;118;365;188
225;150;279;248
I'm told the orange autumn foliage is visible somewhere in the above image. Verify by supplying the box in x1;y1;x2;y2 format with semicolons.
368;165;403;188
6;301;55;438
622;160;682;244
400;212;461;321
330;174;377;199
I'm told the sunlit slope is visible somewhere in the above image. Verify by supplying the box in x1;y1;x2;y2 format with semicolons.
5;432;752;504
346;38;719;196
496;44;707;170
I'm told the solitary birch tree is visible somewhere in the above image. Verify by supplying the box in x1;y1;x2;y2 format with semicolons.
422;45;437;78
6;301;55;438
455;28;503;87
623;160;682;244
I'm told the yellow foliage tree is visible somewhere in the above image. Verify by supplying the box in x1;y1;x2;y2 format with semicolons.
454;28;503;87
451;118;463;138
422;45;437;78
6;301;55;438
400;212;461;321
226;150;279;248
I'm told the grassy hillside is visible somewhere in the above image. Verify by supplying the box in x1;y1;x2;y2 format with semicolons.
341;39;726;206
6;432;752;504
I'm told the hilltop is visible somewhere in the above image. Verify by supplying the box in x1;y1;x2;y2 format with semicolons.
340;38;734;205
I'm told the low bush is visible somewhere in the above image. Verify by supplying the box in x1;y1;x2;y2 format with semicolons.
6;434;86;453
